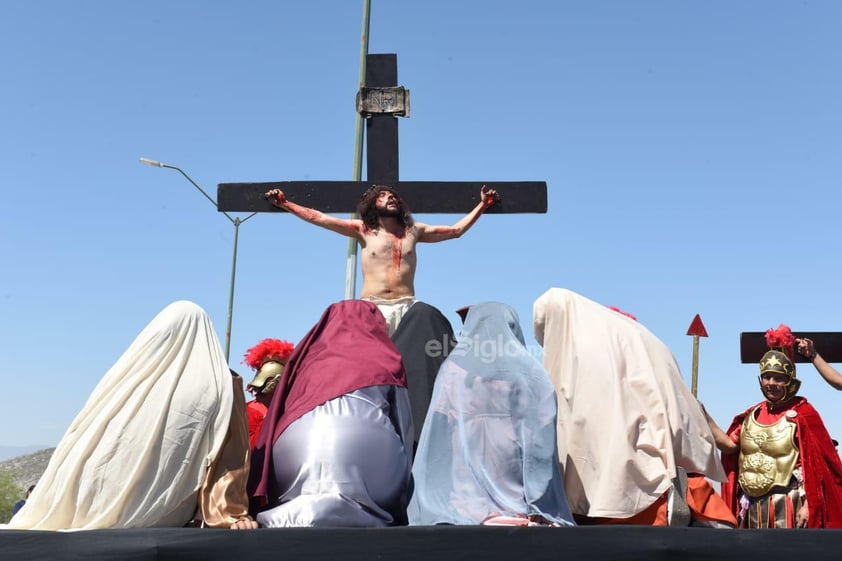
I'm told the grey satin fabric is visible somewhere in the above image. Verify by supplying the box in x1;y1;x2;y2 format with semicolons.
256;385;413;527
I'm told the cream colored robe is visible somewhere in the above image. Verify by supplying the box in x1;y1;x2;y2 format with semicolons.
533;288;724;519
6;301;249;530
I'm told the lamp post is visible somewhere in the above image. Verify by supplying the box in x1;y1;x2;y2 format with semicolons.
344;0;372;299
140;157;256;363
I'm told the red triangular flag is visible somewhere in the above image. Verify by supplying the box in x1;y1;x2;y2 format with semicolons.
686;314;708;338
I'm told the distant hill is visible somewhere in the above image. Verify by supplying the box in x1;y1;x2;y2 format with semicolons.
0;448;54;490
0;445;49;462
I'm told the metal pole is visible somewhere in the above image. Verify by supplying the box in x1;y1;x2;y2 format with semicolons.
344;0;372;299
223;211;256;362
224;218;241;362
140;157;257;364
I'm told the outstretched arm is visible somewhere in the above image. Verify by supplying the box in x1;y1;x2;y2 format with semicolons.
797;338;842;391
266;189;364;242
416;185;499;243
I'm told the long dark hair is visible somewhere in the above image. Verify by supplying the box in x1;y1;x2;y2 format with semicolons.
356;184;413;231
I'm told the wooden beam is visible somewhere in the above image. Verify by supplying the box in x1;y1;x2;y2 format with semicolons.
217;181;548;214
740;332;842;363
366;54;399;184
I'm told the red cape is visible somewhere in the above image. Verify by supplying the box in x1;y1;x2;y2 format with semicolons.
247;300;407;508
721;397;842;528
246;400;268;449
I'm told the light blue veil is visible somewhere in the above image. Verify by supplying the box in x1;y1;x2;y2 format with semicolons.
408;302;574;526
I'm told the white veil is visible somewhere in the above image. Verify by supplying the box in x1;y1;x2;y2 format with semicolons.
7;301;232;530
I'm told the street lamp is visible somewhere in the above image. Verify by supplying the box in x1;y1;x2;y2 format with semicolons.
139;157;256;363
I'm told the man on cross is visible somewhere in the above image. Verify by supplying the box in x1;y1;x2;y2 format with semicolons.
266;184;498;334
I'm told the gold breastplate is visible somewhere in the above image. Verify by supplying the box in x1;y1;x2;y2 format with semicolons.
738;407;799;498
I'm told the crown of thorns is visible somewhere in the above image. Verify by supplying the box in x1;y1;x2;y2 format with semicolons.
361;184;397;200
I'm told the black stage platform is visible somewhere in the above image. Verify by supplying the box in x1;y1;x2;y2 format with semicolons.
2;525;841;561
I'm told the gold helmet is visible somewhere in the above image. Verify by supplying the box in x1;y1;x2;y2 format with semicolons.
758;325;800;402
244;338;295;396
248;360;286;395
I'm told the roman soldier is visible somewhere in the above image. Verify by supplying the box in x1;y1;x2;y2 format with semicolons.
706;324;842;528
244;338;294;448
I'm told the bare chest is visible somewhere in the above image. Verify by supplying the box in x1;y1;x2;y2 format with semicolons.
364;228;417;261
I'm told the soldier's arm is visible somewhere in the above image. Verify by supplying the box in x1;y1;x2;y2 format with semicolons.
700;401;739;455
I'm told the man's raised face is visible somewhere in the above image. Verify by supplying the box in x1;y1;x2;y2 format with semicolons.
375;190;401;216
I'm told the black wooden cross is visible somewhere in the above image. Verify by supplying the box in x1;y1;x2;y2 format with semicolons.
217;54;547;216
740;332;842;363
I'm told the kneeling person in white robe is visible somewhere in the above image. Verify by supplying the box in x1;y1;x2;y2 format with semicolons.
5;301;255;530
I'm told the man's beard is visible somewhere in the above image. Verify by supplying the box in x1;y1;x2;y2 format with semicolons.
377;205;401;218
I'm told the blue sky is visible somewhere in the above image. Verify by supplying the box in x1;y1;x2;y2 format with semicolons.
2;1;841;449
